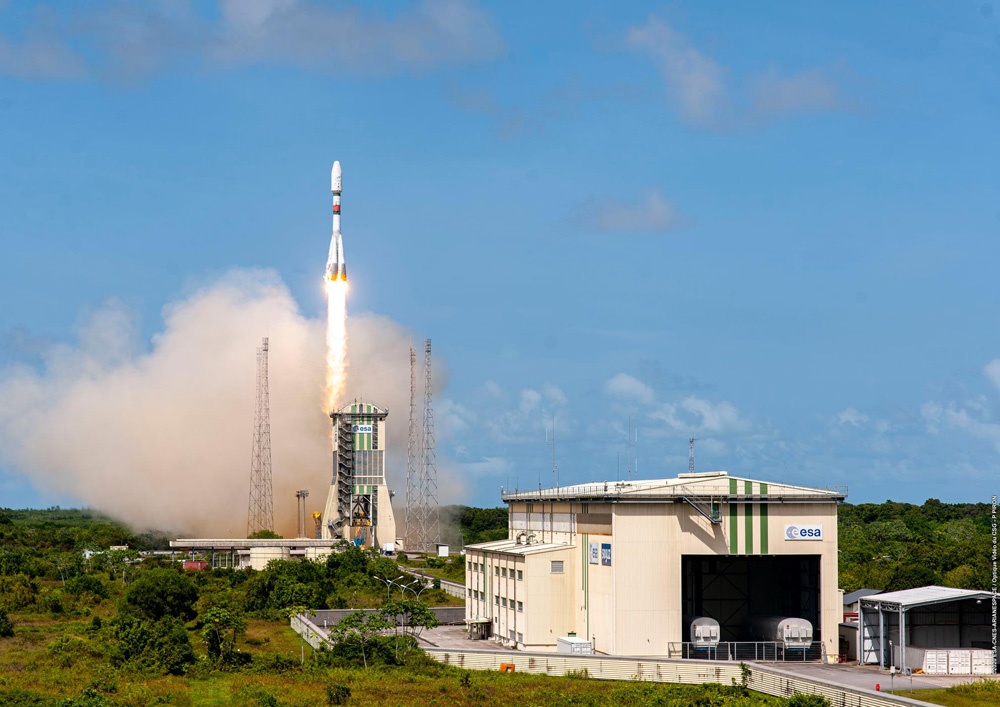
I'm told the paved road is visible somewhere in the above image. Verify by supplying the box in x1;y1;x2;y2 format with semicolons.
766;661;987;692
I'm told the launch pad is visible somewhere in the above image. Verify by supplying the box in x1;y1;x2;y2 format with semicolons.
321;401;397;549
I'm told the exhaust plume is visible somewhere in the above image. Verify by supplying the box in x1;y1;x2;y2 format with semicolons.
0;269;442;536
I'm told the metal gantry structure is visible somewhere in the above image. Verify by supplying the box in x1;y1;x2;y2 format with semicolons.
689;437;697;474
421;339;440;550
247;337;274;536
404;339;440;552
404;346;419;550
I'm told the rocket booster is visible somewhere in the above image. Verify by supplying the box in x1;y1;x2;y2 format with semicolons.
325;161;347;282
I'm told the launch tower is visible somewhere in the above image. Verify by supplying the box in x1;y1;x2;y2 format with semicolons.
321;401;397;548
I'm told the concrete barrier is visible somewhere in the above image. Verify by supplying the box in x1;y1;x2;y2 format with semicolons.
308;607;464;627
423;648;936;707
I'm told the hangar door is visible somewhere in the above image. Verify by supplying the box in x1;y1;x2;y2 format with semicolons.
682;555;820;642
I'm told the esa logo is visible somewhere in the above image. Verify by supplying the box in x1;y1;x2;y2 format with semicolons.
785;525;823;540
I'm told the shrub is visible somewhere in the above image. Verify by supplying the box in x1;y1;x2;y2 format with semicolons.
124;568;198;621
788;695;831;707
0;609;14;637
66;574;109;599
325;683;352;705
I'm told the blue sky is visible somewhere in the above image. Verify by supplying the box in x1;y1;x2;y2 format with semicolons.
1;1;999;523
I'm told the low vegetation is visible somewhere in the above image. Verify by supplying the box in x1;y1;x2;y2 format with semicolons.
2;499;995;704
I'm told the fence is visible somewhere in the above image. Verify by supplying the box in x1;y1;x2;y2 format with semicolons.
667;641;826;663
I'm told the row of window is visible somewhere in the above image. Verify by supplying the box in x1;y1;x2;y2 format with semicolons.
466;560;523;580
494;596;524;612
466;587;523;613
508;629;523;643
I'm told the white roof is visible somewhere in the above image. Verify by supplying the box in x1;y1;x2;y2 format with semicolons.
860;585;997;609
465;539;572;556
502;471;846;503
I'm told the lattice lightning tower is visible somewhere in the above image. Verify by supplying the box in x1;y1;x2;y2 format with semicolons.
419;338;441;551
405;346;419;550
247;338;274;535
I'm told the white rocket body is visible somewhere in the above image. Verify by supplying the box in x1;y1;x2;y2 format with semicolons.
325;161;347;282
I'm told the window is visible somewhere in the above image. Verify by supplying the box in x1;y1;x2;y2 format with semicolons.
494;566;499;576
502;598;507;608
494;595;499;605
517;570;523;580
517;632;523;643
517;601;523;612
501;567;507;578
508;629;515;640
467;561;471;571
467;588;471;597
526;503;534;513
551;560;564;574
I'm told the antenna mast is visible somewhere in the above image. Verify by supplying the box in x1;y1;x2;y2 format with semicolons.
247;338;274;536
418;339;440;551
689;437;696;473
405;346;418;550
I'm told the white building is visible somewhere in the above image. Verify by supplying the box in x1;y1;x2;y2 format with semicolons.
465;471;844;661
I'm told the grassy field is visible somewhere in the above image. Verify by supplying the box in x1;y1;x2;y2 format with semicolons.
0;612;793;706
893;679;1000;707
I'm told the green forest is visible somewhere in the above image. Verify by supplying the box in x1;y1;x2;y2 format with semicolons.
0;498;995;705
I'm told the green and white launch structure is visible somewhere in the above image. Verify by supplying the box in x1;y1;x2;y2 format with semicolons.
321;401;397;549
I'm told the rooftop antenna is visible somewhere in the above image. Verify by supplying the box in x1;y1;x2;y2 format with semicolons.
546;413;558;488
627;416;632;481
689;437;697;474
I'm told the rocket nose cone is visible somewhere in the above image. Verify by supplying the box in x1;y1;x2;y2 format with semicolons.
331;161;342;191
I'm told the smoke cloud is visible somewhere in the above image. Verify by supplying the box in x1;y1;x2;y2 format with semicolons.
0;269;441;537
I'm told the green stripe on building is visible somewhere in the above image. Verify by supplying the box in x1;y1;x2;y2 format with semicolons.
744;480;753;554
760;483;769;554
729;478;738;554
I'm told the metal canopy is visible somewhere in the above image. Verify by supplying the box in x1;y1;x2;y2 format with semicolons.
860;586;997;612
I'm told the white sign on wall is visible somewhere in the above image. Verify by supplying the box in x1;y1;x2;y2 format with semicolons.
589;542;599;564
352;424;374;433
785;525;823;540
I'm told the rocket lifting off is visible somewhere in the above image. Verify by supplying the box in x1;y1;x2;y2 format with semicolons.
325;161;347;282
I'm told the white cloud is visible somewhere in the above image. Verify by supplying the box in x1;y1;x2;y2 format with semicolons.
626;17;726;126
212;0;504;74
921;399;1000;452
985;359;1000;391
591;189;679;233
605;373;655;406
625;16;847;127
749;68;844;117
837;407;869;427
652;396;749;435
0;0;503;80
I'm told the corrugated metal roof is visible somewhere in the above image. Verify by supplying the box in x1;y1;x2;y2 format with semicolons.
860;585;996;609
464;539;571;555
843;588;881;605
501;472;846;502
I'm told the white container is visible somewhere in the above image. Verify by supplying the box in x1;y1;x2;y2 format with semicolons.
972;650;993;675
947;650;971;675
437;544;449;557
557;636;593;655
382;543;395;554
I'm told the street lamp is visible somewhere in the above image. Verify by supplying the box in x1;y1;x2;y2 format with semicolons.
405;579;430;600
377;575;405;601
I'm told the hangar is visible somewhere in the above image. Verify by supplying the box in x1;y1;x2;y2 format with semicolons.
464;471;844;660
859;586;997;674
